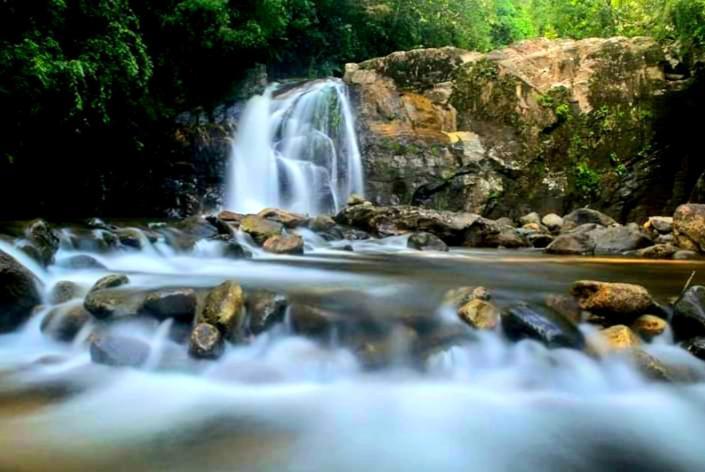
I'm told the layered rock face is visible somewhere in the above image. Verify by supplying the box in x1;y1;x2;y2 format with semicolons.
344;38;701;222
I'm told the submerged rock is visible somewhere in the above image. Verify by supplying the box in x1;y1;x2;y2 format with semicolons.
407;232;449;251
240;215;283;245
41;305;91;342
571;281;654;320
199;280;246;341
48;280;82;304
501;304;585;349
246;290;288;335
0;250;41;333
262;234;304;255
673;204;705;252
458;299;499;330
57;255;106;270
672;286;705;341
90;335;150;367
142;288;197;322
90;274;129;293
188;323;224;359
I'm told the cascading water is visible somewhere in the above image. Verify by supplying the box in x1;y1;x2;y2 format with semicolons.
226;79;364;215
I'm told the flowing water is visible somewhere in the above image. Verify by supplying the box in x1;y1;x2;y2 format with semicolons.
2;228;705;471
225;79;364;215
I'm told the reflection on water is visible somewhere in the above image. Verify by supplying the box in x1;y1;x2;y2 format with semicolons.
1;234;705;471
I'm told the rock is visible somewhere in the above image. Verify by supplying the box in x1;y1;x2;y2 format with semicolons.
142;288;197;322
407;232;449;251
495;217;515;228
199;281;246;341
562;209;616;232
240;215;283;245
257;208;306;228
588;224;652;255
635;244;678;259
521;223;543;232
631;349;687;382
682;337;705;361
571;281;654;320
527;232;554;248
463;218;529;248
545;231;595;255
443;286;490;308
188;323;224;359
593;325;641;354
544;294;582;323
246;290;288;335
90;335;150;367
0;250;41;333
40;305;91;342
308;215;336;232
83;289;144;320
289;303;338;338
458;299;499;330
58;255;106;270
217;210;244;224
646;216;673;234
262;234;304;255
89;274;129;293
519;212;541;226
205;216;235;237
672;286;705;341
631;315;668;340
674;204;705;252
48;281;82;304
115;228;144;249
673;250;701;260
347;194;368;206
502;304;585;349
223;240;252;259
24;219;60;266
542;214;564;233
655;233;675;245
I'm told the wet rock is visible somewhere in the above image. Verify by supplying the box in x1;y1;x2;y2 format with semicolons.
496;217;515;228
458;299;500;330
673;204;705;252
40;305;91;342
562;208;616;232
262;234;304;255
519;212;541;226
142;288;197;322
646;216;673;234
542;214;564;233
631;349;686;382
355;326;418;369
589;224;652;255
682;337;705;361
594;325;641;354
672;286;705;341
347;194;368;206
188;323;224;359
89;274;129;293
240;215;283;245
0;250;41;333
502;304;585;349
257;208;306;228
463;218;528;248
527;232;554;249
544;294;582;323
90;335;150;367
443;286;490;308
631;314;668;340
308;215;336;232
341;228;371;241
205;216;235;237
407;232;449;251
289;303;340;338
23;219;60;266
571;281;654;320
115;228;144;249
199;280;246;341
223;240;252;259
655;233;675;245
217;210;244;224
635;244;678;259
83;289;144;320
673;250;701;261
48;281;82;304
545;231;595;255
58;255;106;270
246;290;288;335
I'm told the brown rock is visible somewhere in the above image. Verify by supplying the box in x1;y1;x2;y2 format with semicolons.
595;325;641;353
544;294;582;323
257;208;307;228
188;323;224;359
240;215;283;245
457;299;499;330
674;204;705;252
262;234;304;255
571;280;654;320
631;314;668;340
635;244;678;259
218;210;244;223
199;281;246;341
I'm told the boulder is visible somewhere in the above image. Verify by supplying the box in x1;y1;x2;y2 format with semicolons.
631;314;668;340
308;215;336;232
40;305;91;342
246;290;288;335
115;228;144;249
545;231;595;255
634;244;678;259
673;204;705;252
645;216;673;234
262;234;304;255
142;288;197;322
407;232;449;252
571;281;654;320
458;299;499;330
188;323;224;359
90;335;150;367
463;217;528;248
48;281;82;304
347;194;368;206
217;210;244;224
199;280;246;341
0;250;41;333
89;274;129;293
542;214;564;233
257;208;306;228
588;224;652;255
83;289;144;320
562;209;616;232
519;212;541;226
205;216;235;237
223;240;252;259
240;215;283;245
289;303;340;339
501;304;585;349
57;255;106;270
672;286;705;341
23;219;60;266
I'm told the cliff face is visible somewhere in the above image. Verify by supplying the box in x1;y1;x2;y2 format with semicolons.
345;37;703;222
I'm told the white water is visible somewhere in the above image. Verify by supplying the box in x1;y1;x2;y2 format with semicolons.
226;79;364;215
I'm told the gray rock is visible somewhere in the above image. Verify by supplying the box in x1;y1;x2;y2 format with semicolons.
545;231;595;255
142;288;197;322
542;213;564;233
49;281;82;304
519;212;541;226
674;250;701;260
502;304;585;349
407;232;449;251
90;274;129;293
90;335;150;367
189;323;224;359
647;216;673;234
23;219;60;266
588;224;652;255
562;209;616;232
0;250;41;333
246;290;288;335
672;286;705;341
83;289;144;320
198;280;246;341
58;255;106;270
41;305;91;342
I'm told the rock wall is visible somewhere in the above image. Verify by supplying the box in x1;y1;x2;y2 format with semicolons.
345;38;704;222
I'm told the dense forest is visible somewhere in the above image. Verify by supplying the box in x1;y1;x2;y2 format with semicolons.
0;0;703;216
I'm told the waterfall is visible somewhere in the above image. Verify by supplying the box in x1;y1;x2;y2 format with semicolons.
225;78;364;215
